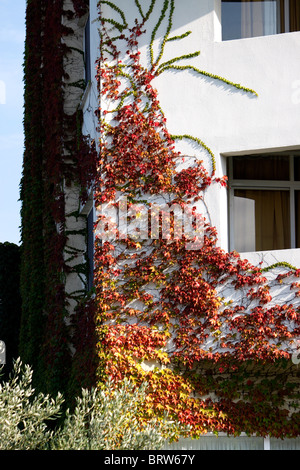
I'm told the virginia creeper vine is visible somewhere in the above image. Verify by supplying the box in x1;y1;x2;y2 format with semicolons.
94;0;300;439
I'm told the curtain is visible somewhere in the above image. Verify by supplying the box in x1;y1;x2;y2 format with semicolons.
289;0;300;31
234;189;290;251
222;0;300;39
241;1;264;38
241;0;278;38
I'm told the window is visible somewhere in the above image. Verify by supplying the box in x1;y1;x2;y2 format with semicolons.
84;15;91;84
222;0;300;41
228;154;300;252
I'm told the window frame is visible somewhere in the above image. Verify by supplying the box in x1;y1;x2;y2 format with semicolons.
228;153;300;252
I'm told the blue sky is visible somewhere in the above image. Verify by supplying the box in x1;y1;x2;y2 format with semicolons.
0;0;26;245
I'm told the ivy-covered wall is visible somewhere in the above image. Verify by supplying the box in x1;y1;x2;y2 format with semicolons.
20;0;300;440
92;0;300;439
20;0;96;397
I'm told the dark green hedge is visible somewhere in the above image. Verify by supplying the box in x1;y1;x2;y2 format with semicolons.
0;242;22;377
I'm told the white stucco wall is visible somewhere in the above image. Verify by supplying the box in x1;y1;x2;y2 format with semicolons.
150;4;300;263
78;2;300;449
84;0;300;269
63;1;90;313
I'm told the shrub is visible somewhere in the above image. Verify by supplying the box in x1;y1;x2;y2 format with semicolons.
52;378;184;450
0;358;63;450
0;359;185;450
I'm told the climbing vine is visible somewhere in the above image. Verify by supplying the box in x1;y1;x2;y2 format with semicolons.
20;0;97;397
94;0;300;438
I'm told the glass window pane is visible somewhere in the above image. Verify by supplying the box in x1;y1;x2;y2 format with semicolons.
222;1;242;40
289;0;300;32
294;157;300;181
233;192;256;252
234;189;290;252
222;1;280;41
232;155;290;180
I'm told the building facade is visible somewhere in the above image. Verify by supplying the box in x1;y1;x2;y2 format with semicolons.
21;0;300;449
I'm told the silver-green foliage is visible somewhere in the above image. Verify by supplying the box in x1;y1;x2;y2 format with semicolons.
0;359;185;450
52;378;184;450
0;358;63;450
